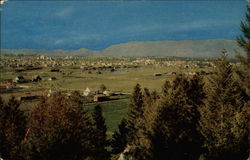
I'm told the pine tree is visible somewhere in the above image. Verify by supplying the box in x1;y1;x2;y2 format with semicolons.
111;118;129;154
150;74;205;160
92;105;109;160
199;53;250;160
142;88;160;133
127;88;158;160
22;93;96;160
0;96;27;160
143;87;151;107
126;84;144;143
120;84;159;160
162;80;171;97
236;5;250;96
143;88;160;108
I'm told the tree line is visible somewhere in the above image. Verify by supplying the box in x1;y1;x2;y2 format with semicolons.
0;5;250;160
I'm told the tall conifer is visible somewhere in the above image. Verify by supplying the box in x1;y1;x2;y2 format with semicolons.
236;5;250;96
0;97;27;160
150;74;205;160
126;84;144;143
111;118;129;154
22;93;96;160
92;105;109;160
199;53;250;160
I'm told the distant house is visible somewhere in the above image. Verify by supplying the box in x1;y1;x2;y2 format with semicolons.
0;85;9;93
83;87;96;96
0;83;16;93
15;76;26;83
93;94;109;102
51;69;60;72
49;77;57;81
103;90;113;96
154;73;162;76
32;75;42;82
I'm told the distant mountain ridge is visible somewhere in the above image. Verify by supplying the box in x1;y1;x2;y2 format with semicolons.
1;39;243;58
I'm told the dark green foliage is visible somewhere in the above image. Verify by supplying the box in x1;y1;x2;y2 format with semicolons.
127;84;154;160
111;118;130;154
162;80;171;97
111;84;157;159
143;87;151;106
236;5;250;96
126;84;144;143
199;54;250;160
150;74;205;160
143;88;159;108
151;90;160;103
0;97;27;160
237;5;250;56
92;105;109;160
22;93;96;160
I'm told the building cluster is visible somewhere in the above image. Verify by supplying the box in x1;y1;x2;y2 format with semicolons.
0;55;217;70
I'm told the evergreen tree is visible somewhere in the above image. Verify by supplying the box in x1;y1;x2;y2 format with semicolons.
126;84;144;143
143;88;160;108
111;118;130;154
143;87;151;107
236;5;250;96
142;88;160;130
22;93;96;160
92;105;109;160
119;84;157;160
162;80;171;97
199;53;250;160
150;74;205;160
0;96;27;160
151;90;160;103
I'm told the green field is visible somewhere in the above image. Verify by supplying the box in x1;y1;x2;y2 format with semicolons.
0;62;213;134
0;65;209;93
86;98;130;135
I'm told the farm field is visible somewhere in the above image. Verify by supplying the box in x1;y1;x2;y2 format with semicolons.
0;56;215;133
0;66;212;93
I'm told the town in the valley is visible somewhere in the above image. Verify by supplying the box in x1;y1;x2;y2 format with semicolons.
0;54;228;103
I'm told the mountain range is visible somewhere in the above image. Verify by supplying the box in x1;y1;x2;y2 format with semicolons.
1;39;243;58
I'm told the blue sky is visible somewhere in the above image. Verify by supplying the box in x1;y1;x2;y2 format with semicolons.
0;1;248;50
